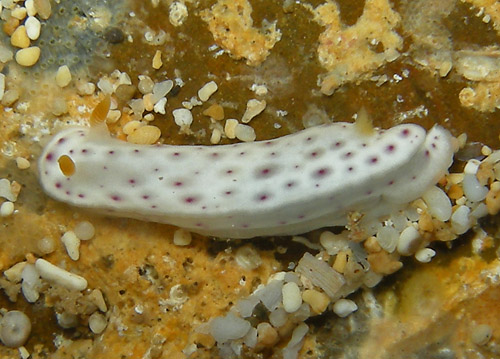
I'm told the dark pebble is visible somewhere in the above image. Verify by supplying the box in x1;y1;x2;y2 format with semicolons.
104;27;125;44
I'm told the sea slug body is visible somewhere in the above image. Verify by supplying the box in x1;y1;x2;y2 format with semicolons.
38;122;454;238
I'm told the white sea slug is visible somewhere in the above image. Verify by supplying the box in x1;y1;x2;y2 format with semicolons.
38;121;454;238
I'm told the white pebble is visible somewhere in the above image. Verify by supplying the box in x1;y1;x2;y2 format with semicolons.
37;237;55;254
422;186;452;221
235;123;256;142
15;157;30;169
173;228;192;246
74;221;95;240
224;119;238;139
153;97;167;114
471;324;492;345
35;258;87;291
55;65;72;88
241;99;266;123
61;231;80;260
0;201;14;216
375;226;399;253
397;226;421;256
152;80;173;101
172;108;193;127
25;0;36;16
0;178;16;201
25;16;40;40
451;205;471;235
333;299;358;317
197;81;218;102
235;245;262;270
415;248;436;263
169;1;188;26
463;173;488;202
4;262;27;283
97;78;113;94
19;346;30;359
0;311;31;348
21;264;41;303
464;159;481;175
282;282;302;313
88;312;107;334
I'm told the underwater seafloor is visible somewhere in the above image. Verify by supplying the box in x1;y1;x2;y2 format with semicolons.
0;0;499;358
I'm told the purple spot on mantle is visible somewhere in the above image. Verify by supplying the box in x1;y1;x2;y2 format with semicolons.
173;152;180;157
45;153;54;161
78;194;85;198
57;138;66;144
225;191;232;195
401;129;410;137
298;214;305;219
65;191;71;195
184;196;197;204
344;152;353;158
129;179;136;185
313;167;330;178
108;150;115;155
425;150;430;157
174;181;183;186
369;156;378;164
386;144;395;152
81;149;88;154
286;181;295;188
388;180;394;185
55;182;62;189
111;195;121;201
142;195;150;200
239;152;246;156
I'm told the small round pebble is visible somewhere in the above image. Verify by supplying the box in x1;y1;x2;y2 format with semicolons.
173;228;192;246
0;311;32;348
333;298;358;317
397;226;421;256
172;108;193;128
235;123;256;142
61;231;80;261
282;282;302;313
104;27;125;44
471;324;492;345
25;16;41;40
127;125;161;145
414;248;436;263
235;245;262;270
74;221;95;241
198;81;218;102
15;46;40;67
37;237;55;254
11;25;30;48
0;201;14;217
88;312;107;334
15;157;30;169
55;65;72;88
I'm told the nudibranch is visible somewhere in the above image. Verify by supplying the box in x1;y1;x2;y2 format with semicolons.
38;117;455;238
